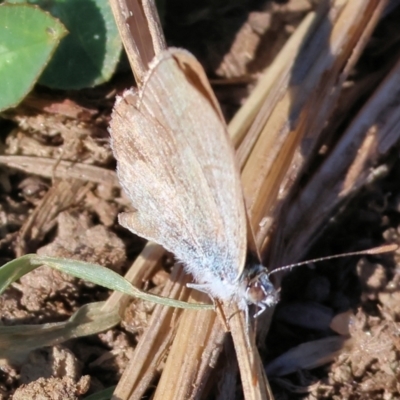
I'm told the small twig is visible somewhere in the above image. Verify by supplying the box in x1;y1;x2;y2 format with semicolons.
108;0;166;85
0;155;119;186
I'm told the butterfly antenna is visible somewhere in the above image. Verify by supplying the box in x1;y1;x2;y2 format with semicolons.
267;243;398;277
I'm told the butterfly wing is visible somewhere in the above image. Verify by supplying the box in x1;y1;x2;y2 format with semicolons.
110;49;247;296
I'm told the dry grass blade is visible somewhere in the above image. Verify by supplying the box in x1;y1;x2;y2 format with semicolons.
240;0;389;253
154;293;221;399
277;55;400;266
112;267;192;399
0;155;120;186
223;304;272;400
16;179;91;257
150;295;272;400
229;9;318;149
109;0;165;83
224;0;390;384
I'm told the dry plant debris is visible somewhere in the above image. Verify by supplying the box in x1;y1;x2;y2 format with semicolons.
0;0;400;399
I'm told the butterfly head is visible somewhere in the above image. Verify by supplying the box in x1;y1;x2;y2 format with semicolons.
244;266;279;317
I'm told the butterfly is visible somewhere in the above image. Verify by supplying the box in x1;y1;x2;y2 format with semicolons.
109;48;279;316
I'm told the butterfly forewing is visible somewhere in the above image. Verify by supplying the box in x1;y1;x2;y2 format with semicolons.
110;49;247;294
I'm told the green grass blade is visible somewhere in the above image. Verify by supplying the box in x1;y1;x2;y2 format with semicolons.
0;255;213;310
0;302;120;364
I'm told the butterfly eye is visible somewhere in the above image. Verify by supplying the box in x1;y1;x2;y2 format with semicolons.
245;272;279;315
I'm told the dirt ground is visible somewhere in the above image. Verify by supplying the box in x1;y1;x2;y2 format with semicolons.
1;1;400;399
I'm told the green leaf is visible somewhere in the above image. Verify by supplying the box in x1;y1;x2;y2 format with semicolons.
0;3;67;111
0;255;214;310
33;0;123;89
